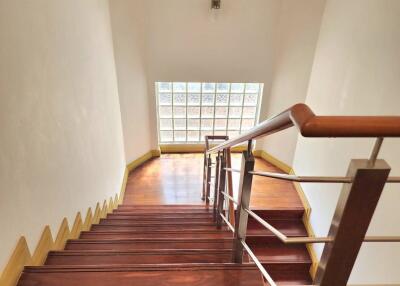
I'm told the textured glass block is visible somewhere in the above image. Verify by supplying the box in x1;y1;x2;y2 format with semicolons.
242;107;256;118
230;94;243;106
173;106;186;118
158;82;172;92
231;83;245;93
215;106;228;118
188;93;200;105
228;130;240;137
159;106;172;118
173;93;186;105
188;82;201;93
216;93;228;105
215;119;227;130
174;119;186;130
187;119;200;129
159;93;172;105
228;119;240;130
214;130;227;136
245;83;259;93
187;106;200;118
216;83;229;93
174;131;186;141
229;107;242;118
160;131;173;142
173;82;186;92
201;107;214;118
160;119;172;130
201;119;213;130
187;130;199;141
202;83;215;93
241;119;255;130
244;93;257;106
202;93;214;105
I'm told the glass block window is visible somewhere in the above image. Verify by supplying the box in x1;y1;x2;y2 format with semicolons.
156;82;263;143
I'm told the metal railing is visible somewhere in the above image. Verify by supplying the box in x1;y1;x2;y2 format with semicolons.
202;104;400;286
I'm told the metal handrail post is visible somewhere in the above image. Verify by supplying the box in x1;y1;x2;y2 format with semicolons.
314;159;391;285
232;147;255;263
213;152;221;221
216;150;227;229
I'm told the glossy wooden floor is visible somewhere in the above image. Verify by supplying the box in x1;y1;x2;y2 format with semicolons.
124;153;304;210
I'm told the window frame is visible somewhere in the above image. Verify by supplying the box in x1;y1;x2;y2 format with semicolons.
155;82;263;144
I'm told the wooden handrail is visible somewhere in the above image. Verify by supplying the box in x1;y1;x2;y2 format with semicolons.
207;103;400;153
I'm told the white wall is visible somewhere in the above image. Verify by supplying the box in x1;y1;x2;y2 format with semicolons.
259;0;326;165
112;0;282;147
293;0;400;283
109;0;154;161
0;0;125;272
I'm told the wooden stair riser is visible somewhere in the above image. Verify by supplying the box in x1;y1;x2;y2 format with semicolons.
65;239;234;251
18;265;264;286
80;231;232;240
45;250;232;265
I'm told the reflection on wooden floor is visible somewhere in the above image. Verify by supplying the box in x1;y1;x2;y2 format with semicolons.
124;153;303;210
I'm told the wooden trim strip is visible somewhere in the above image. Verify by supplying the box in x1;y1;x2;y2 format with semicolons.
0;150;162;286
54;218;70;250
0;237;32;286
208;103;400;153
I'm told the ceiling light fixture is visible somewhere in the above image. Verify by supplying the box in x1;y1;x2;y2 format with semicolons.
211;0;221;9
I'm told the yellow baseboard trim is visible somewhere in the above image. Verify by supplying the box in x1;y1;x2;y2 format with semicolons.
126;150;156;172
31;226;54;266
54;218;70;250
253;149;318;279
253;150;292;174
1;148;181;285
0;237;32;286
160;144;247;154
0;179;126;286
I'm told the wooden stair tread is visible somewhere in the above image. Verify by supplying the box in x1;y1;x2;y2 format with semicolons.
65;238;234;250
98;219;214;225
19;264;264;286
18;202;313;286
45;249;232;265
107;213;214;219
80;229;232;239
250;245;311;264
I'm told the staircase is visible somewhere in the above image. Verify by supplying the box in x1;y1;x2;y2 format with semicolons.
17;204;312;285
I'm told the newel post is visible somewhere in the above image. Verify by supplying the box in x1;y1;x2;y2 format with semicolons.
213;152;221;221
216;150;227;229
314;159;390;286
232;149;255;263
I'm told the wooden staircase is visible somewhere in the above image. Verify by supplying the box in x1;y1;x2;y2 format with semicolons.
17;205;311;285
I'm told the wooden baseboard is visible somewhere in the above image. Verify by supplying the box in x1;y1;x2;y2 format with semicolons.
253;150;292;174
253;149;319;280
0;149;158;286
159;144;247;154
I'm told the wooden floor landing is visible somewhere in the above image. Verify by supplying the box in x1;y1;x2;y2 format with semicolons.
124;153;304;210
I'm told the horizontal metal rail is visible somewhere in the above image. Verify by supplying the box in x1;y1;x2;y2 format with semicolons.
245;207;400;244
387;177;400;183
207;103;400;154
219;212;235;232
249;170;400;183
221;191;239;205
249;171;353;183
240;239;277;286
224;167;241;173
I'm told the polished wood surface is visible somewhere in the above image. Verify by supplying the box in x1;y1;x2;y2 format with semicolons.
123;153;304;210
18;154;311;285
208;103;400;153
